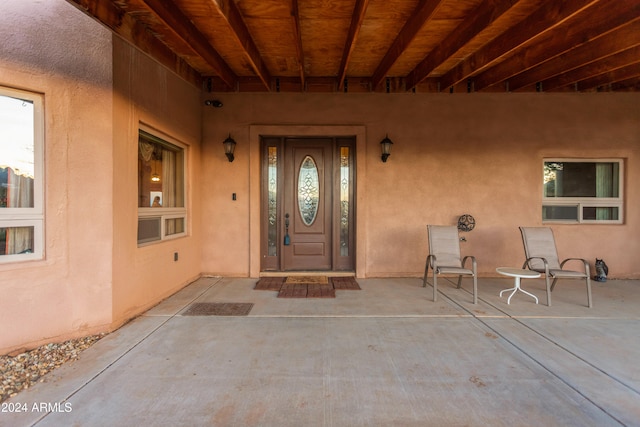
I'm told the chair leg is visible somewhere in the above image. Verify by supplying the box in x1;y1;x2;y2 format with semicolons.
550;277;559;291
456;275;462;289
586;276;593;308
472;274;477;305
433;272;438;302
423;258;430;288
545;275;552;307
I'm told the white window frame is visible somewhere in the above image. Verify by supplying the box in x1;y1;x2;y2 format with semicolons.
0;87;44;263
137;125;187;246
542;158;624;224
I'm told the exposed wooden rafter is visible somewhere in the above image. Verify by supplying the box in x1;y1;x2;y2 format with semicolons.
291;0;306;90
438;0;602;91
140;0;237;89
211;0;271;91
370;0;445;90
405;0;520;91
337;0;370;91
542;45;640;91
508;20;640;91
473;0;640;91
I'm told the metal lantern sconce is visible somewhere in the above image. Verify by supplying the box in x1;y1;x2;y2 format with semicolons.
223;134;237;162
380;134;393;162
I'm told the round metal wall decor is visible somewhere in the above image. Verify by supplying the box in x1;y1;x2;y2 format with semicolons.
457;214;476;232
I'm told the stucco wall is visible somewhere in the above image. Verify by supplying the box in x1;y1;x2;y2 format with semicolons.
201;92;639;279
0;0;114;354
111;38;203;326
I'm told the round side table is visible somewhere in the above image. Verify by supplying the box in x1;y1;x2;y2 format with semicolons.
496;267;541;305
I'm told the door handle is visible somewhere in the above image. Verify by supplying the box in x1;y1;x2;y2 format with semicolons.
284;213;290;245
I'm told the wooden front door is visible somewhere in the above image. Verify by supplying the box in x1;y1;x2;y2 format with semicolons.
283;139;332;270
261;136;355;272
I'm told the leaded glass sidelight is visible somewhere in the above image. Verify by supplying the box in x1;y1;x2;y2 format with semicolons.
297;156;319;226
267;146;278;256
340;147;350;256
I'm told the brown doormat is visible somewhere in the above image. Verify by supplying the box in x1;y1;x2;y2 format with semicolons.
330;276;361;290
182;302;254;316
285;276;329;285
254;276;285;290
254;276;359;298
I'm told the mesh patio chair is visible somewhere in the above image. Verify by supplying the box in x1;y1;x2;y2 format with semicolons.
423;225;477;304
519;227;592;308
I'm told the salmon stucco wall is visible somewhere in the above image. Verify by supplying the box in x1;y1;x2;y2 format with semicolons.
111;38;203;327
0;0;114;354
201;92;639;279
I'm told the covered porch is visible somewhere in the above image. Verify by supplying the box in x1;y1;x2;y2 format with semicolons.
5;276;639;426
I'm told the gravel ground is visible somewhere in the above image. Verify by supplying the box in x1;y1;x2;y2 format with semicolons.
1;334;106;403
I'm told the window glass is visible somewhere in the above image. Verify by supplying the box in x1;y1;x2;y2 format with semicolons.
544;162;619;198
0;88;43;262
0;96;34;209
138;130;184;208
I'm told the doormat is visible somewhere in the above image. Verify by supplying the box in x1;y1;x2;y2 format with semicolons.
285;276;329;285
254;276;360;298
182;302;254;316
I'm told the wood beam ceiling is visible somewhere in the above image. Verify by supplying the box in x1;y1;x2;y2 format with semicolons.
66;0;640;93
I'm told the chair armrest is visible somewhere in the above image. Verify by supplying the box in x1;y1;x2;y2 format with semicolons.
427;254;437;268
561;258;591;275
523;256;550;274
462;255;477;273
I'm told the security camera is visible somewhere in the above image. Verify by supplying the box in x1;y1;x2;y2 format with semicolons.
204;99;223;107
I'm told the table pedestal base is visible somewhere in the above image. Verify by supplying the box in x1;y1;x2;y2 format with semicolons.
499;277;539;305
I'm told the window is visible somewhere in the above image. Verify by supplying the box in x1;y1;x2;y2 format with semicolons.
137;127;186;244
543;159;623;223
0;87;44;263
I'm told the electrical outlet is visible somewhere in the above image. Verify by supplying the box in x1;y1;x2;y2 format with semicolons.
174;252;178;261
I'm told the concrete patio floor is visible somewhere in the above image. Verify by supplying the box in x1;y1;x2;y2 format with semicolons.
3;276;640;427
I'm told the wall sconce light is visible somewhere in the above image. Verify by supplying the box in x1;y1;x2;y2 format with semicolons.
223;134;237;162
380;134;393;162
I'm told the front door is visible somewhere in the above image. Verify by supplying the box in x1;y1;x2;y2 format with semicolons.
261;136;355;272
283;139;332;270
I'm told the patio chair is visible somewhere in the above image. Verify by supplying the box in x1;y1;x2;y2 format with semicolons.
519;227;592;308
423;225;477;304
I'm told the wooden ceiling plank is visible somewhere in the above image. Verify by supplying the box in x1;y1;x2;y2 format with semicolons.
405;0;521;91
66;0;202;86
577;62;640;91
291;0;306;89
337;0;370;90
474;0;640;91
438;0;601;91
542;45;640;91
211;0;271;90
140;0;237;89
370;0;446;89
508;19;640;91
